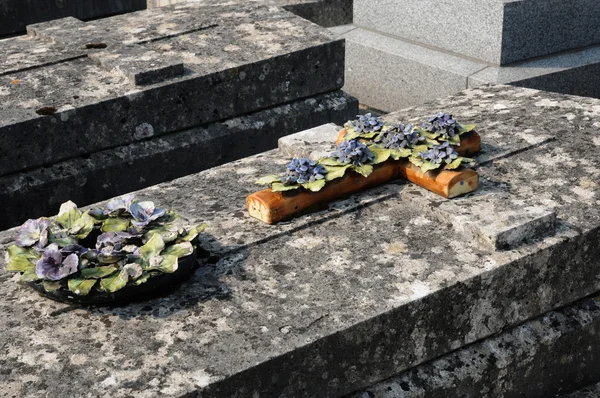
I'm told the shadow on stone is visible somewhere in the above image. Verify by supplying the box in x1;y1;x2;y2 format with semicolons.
48;233;247;320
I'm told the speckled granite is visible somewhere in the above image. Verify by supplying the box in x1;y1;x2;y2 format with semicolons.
0;91;358;230
349;295;600;398
565;382;600;398
1;85;600;397
147;0;353;28
0;0;147;38
0;2;345;176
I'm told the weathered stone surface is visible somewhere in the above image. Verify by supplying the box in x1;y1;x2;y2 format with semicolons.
1;85;600;397
0;0;146;37
565;382;600;398
0;3;345;176
278;122;340;160
0;91;357;230
338;27;600;112
350;295;600;398
468;44;600;99
342;27;487;112
147;0;353;28
353;0;600;65
88;47;185;86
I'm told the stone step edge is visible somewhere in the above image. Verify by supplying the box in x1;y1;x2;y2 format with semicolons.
0;90;358;230
349;293;600;398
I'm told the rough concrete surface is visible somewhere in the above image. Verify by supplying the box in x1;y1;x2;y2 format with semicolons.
353;0;600;65
1;85;599;397
0;0;146;37
0;91;358;230
349;295;600;398
147;0;353;28
0;3;345;176
338;27;600;112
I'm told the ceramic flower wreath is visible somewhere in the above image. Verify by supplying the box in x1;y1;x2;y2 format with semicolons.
5;195;206;296
257;112;476;192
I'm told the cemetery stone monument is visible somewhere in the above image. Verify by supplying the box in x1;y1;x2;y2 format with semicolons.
1;85;600;397
0;2;358;230
340;0;600;111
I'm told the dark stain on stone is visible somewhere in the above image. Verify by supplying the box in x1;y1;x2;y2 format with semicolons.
85;43;108;49
35;106;57;116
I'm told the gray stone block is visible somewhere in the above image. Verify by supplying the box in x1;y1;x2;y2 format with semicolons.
402;188;558;251
0;4;345;177
341;27;600;111
0;91;358;230
342;27;486;112
147;0;353;28
468;44;600;99
565;383;600;398
0;0;147;38
89;47;185;86
1;85;599;398
353;0;600;65
278;122;341;160
350;295;600;398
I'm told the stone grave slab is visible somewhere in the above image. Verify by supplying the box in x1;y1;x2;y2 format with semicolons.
0;0;147;38
350;294;600;398
1;85;599;397
0;2;346;177
0;91;357;230
353;0;600;65
147;0;353;28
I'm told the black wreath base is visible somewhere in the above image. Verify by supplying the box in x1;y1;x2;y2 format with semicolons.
25;252;197;306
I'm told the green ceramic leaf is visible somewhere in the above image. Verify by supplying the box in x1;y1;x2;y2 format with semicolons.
6;254;36;272
20;270;40;282
319;157;345;167
48;230;78;247
457;123;476;134
409;156;424;168
5;245;39;272
162;242;194;258
301;179;326;192
420;130;439;140
144;217;186;243
81;265;119;279
445;157;474;170
412;144;429;153
369;146;391;165
140;233;165;260
147;254;179;273
42;281;61;292
390;148;412;160
353;164;374;178
178;223;208;242
99;270;129;293
69;212;95;239
425;138;439;148
419;161;441;173
342;126;357;140
256;175;282;185
323;165;351;181
68;278;97;296
7;245;38;259
133;272;151;285
357;131;380;139
446;135;462;145
101;217;130;233
56;201;81;229
271;183;300;192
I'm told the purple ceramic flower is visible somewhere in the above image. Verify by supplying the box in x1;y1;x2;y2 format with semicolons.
35;244;79;281
16;219;50;248
105;194;135;214
129;201;166;228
